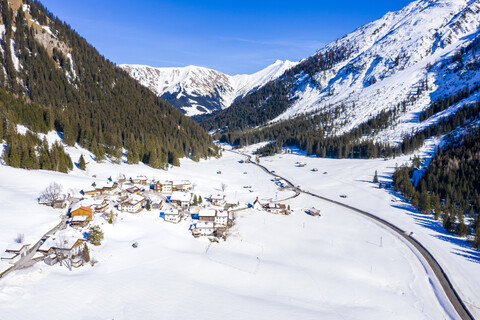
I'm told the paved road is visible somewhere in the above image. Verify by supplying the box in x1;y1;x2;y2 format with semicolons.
234;150;474;320
3;214;68;275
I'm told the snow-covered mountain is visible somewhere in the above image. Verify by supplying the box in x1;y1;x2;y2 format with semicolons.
206;0;480;143
120;60;297;116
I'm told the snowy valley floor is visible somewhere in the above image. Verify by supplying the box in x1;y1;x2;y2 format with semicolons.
0;142;476;319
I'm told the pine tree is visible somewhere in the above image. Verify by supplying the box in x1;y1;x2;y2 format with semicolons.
108;210;114;224
433;195;442;220
193;194;198;206
78;154;86;170
443;211;454;233
6;143;20;167
145;199;151;211
87;225;104;245
473;225;480;249
199;196;203;204
457;217;468;237
82;243;90;263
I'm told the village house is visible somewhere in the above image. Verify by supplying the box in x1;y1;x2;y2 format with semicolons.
154;180;173;194
173;180;191;192
118;194;144;213
70;215;91;228
92;199;109;214
71;205;94;219
116;174;126;183
198;208;217;222
39;233;86;260
252;197;263;211
265;203;289;215
170;191;192;208
126;186;142;194
0;243;31;264
306;207;321;216
188;206;200;219
1;251;19;264
38;193;70;208
215;210;229;226
97;182;119;195
191;221;215;237
82;188;100;197
131;175;148;185
163;207;181;223
209;194;226;207
151;199;164;210
197;208;229;226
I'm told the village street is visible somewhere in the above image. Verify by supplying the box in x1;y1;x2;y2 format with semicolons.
1;212;69;278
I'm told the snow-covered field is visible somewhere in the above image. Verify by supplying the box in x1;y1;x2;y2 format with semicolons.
237;140;480;319
0;138;470;319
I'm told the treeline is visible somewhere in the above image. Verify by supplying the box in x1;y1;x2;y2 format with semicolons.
400;98;480;153
218;101;407;159
0;0;216;172
2;123;73;173
419;85;480;122
216;82;480;161
393;127;480;248
219;112;399;159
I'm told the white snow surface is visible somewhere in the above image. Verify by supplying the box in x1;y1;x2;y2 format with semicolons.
237;139;480;319
120;60;297;116
9;39;20;72
0;139;472;319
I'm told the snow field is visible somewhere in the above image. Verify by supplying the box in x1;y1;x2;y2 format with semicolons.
239;139;479;318
0;142;457;319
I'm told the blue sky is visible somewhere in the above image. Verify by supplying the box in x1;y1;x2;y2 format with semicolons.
40;0;411;75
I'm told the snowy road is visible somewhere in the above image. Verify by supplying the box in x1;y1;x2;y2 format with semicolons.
235;150;474;320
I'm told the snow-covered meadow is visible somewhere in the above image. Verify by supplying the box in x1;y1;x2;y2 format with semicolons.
237;140;480;319
0;137;467;319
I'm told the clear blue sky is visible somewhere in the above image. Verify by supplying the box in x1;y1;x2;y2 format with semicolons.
40;0;411;75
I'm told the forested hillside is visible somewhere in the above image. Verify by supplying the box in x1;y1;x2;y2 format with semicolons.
202;46;351;131
202;0;480;160
393;126;480;248
0;0;216;172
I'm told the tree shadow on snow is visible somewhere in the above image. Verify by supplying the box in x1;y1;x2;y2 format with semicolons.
451;248;480;264
391;203;480;263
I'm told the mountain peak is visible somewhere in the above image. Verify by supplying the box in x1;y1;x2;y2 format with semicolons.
202;0;480;145
121;60;298;117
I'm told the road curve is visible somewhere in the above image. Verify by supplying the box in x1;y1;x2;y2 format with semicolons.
235;151;474;320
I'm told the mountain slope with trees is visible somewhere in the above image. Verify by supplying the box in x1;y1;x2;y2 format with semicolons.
203;0;480;157
0;0;216;172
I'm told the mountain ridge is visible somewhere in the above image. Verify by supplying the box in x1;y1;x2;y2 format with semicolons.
120;60;298;116
0;0;216;172
203;0;480;145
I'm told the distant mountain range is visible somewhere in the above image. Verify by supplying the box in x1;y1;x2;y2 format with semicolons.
120;60;297;117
